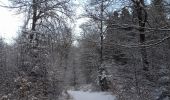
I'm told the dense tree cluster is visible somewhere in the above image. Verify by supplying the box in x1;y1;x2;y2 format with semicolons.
80;0;170;100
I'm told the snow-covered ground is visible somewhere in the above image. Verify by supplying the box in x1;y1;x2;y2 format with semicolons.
67;91;116;100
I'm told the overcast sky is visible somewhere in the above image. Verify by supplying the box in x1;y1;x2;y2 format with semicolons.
0;0;86;44
0;0;23;43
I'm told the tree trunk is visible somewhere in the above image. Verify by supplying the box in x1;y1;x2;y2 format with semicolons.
136;0;149;71
31;0;38;31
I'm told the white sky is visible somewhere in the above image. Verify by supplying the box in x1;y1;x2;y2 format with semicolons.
0;0;23;43
74;0;89;37
0;0;87;44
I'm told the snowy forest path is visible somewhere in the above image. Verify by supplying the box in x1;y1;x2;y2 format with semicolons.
66;90;116;100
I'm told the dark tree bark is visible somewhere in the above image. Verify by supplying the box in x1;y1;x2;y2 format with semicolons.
100;0;104;65
31;0;38;31
133;0;149;71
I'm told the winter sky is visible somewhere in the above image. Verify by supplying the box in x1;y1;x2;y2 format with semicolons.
0;0;23;43
0;0;86;44
0;0;151;44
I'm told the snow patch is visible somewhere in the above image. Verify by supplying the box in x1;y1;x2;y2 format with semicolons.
68;91;116;100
